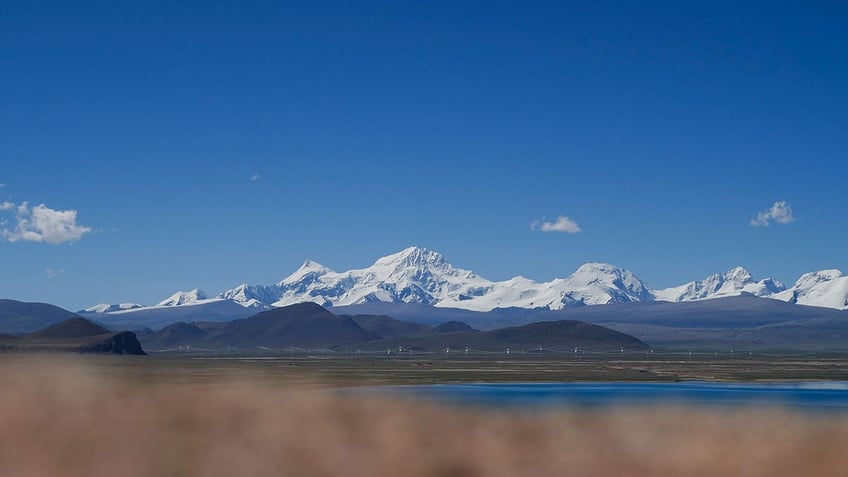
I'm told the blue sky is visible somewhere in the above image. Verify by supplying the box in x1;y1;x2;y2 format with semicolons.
1;1;847;310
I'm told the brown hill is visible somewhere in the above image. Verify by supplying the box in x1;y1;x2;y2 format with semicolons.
29;317;111;339
429;321;477;334
348;314;431;339
142;303;381;350
214;303;379;348
367;320;649;352
141;303;648;353
0;318;145;355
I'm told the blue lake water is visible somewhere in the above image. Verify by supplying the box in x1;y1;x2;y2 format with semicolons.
361;382;848;410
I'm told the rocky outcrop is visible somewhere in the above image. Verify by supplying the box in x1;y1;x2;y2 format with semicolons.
79;331;146;355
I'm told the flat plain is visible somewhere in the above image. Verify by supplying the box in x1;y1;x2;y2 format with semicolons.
60;351;848;385
4;353;848;477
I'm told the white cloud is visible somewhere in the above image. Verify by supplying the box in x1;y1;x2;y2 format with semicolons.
751;201;794;227
45;268;65;279
251;173;260;181
531;215;582;234
1;202;92;244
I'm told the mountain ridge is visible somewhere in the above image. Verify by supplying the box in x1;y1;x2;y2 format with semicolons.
137;302;649;352
81;247;848;316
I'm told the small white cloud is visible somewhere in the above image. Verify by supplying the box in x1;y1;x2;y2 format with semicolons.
751;201;794;227
531;215;582;234
251;174;260;181
1;202;92;244
45;268;65;279
0;201;14;211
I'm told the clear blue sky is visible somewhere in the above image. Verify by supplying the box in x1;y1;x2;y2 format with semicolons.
1;1;846;311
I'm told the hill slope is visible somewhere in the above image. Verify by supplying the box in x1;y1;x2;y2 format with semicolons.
362;320;649;352
141;303;381;350
0;299;82;334
29;317;111;339
0;317;145;355
139;303;648;353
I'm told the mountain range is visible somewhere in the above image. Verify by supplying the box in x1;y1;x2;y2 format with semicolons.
137;302;649;353
0;299;651;353
81;247;848;327
6;293;848;351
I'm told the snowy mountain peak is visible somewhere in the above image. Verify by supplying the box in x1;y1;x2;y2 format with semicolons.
270;247;491;308
569;263;649;292
796;269;844;285
724;266;753;282
375;246;446;267
573;262;621;273
157;289;208;307
278;258;333;286
216;284;277;309
654;267;785;303
571;262;639;281
374;247;474;281
770;269;848;310
300;258;324;271
561;262;653;305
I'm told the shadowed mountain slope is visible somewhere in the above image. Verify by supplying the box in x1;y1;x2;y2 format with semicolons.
141;303;381;350
140;304;647;352
429;321;477;334
348;314;432;339
213;303;380;348
0;299;82;334
29;317;111;339
366;320;649;353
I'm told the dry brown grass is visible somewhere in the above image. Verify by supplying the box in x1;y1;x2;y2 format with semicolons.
2;357;848;477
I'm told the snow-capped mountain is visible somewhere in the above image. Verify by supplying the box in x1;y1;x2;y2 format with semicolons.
216;247;653;312
156;289;210;307
558;262;654;305
653;267;785;303
770;270;848;310
272;247;495;308
81;246;848;317
217;284;278;309
80;303;145;313
435;262;652;311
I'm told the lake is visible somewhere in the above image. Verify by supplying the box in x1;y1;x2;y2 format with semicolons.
362;382;848;409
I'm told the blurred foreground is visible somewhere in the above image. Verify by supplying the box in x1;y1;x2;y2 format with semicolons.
2;356;848;477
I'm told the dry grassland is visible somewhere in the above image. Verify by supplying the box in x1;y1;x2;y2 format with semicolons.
1;356;847;477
